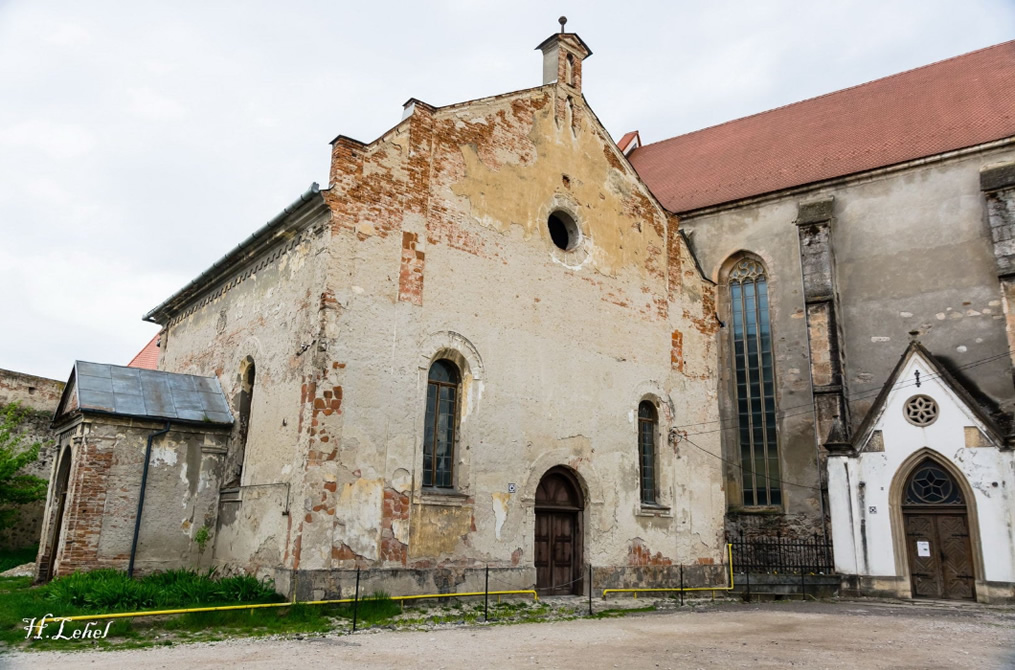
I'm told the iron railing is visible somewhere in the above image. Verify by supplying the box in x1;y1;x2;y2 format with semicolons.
729;531;833;574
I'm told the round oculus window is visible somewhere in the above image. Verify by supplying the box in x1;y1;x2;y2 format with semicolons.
547;210;580;251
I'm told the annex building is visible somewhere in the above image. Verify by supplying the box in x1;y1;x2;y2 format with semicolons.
28;29;1015;603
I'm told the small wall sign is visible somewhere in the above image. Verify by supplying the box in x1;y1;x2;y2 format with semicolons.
917;541;931;557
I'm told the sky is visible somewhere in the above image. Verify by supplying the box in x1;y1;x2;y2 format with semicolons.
1;0;1012;381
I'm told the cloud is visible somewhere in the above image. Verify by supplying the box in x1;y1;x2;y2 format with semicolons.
127;86;188;121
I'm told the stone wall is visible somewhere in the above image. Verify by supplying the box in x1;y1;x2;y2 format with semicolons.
0;368;63;550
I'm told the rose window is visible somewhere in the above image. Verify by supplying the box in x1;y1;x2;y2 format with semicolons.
904;395;938;427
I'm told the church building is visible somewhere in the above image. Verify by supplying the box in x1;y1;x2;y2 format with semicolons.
33;28;1015;603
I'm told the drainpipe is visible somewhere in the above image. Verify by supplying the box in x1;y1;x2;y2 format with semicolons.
128;421;171;578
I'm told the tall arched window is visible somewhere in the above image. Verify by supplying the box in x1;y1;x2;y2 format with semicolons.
638;401;658;505
423;359;460;488
728;256;781;506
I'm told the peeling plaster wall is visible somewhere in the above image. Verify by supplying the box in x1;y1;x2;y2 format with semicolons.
292;83;724;587
0;368;63;550
41;416;230;577
828;354;1015;603
145;83;723;593
158;208;332;573
682;144;1015;540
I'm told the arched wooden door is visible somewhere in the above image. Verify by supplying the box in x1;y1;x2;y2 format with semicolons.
534;467;584;595
902;458;975;600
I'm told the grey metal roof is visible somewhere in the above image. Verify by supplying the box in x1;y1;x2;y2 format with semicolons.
71;361;233;425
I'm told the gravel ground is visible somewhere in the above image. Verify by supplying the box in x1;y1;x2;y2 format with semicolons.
3;599;1014;669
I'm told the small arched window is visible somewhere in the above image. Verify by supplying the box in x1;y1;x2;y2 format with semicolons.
423;359;460;488
565;53;575;86
638;401;658;505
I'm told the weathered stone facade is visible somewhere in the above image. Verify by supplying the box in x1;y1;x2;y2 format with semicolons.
0;368;63;550
34;31;726;597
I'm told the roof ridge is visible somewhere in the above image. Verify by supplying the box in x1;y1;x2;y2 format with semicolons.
638;39;1015;152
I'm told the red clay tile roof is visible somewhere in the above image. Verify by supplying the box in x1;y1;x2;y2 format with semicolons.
127;333;161;370
616;130;640;154
629;40;1015;213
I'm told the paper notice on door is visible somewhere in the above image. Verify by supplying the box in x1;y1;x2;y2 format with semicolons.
917;540;931;557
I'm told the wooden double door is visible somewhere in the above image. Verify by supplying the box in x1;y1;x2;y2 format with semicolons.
902;458;976;601
904;512;975;600
534;468;584;595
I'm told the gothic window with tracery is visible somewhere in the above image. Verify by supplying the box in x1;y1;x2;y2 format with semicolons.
728;256;782;506
904;460;964;506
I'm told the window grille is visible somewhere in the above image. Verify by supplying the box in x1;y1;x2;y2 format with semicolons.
729;257;781;506
638;401;657;504
423;359;460;488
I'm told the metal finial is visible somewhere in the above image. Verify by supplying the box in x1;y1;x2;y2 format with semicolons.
559;16;567;33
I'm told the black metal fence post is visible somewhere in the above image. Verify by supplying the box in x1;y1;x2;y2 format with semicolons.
588;565;593;616
484;565;489;622
679;564;684;606
352;567;360;632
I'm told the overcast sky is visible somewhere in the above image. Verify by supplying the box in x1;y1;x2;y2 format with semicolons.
1;1;1012;381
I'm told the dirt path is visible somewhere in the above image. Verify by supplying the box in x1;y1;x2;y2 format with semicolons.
4;600;1014;669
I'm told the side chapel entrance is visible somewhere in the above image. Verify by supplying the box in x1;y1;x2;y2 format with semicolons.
902;458;976;600
534;467;584;595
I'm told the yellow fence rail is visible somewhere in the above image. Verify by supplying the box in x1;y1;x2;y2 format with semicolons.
46;589;538;625
39;544;734;633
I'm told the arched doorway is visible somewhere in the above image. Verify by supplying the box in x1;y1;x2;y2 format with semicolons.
42;446;72;581
902;457;975;600
534;467;584;595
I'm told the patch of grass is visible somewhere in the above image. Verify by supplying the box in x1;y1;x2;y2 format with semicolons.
332;591;402;627
42;568;282;613
591;605;657;619
0;568;285;650
0;545;37;573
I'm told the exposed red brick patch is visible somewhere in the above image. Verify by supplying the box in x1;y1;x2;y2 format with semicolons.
379;488;409;564
670;329;684;372
628;538;673;566
398;231;425;305
697;557;715;565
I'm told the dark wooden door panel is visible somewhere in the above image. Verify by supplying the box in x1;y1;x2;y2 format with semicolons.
906;514;942;599
905;512;976;601
534;511;551;591
535;511;578;594
937;515;975;601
